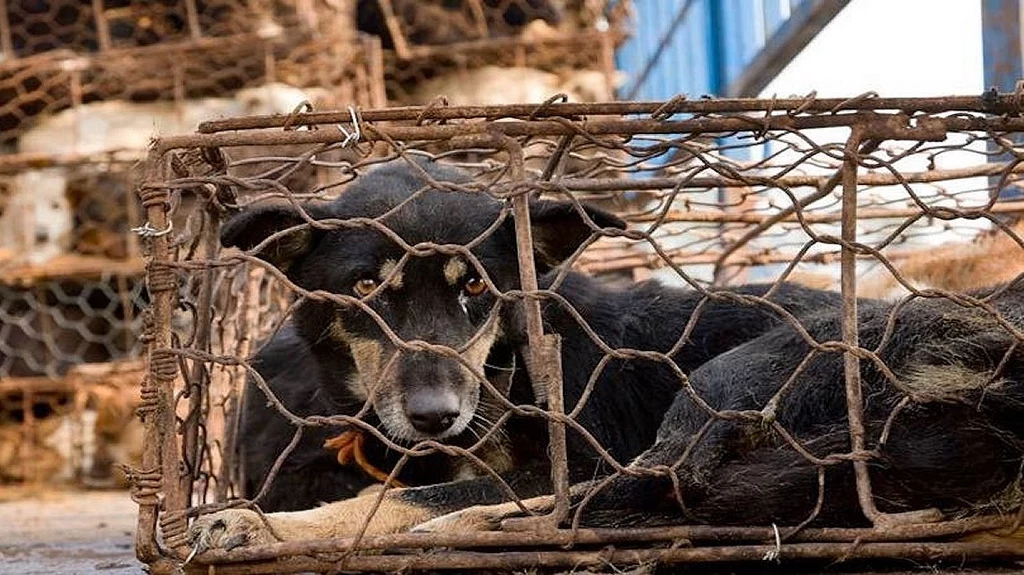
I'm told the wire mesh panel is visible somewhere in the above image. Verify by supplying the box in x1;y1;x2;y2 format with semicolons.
137;96;1024;574
0;272;146;379
0;268;147;483
2;0;354;59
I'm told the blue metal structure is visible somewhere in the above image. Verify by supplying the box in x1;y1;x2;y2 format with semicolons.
616;0;851;101
981;0;1023;198
982;0;1022;93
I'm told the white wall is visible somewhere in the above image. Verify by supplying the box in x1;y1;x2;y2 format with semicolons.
762;0;983;98
743;0;992;286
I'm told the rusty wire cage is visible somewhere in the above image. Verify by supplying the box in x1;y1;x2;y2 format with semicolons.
1;0;354;58
135;95;1024;574
1;0;380;146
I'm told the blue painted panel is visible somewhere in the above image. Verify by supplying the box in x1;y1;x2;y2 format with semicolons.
762;0;787;38
718;0;763;90
616;0;848;99
617;0;715;101
981;0;1023;199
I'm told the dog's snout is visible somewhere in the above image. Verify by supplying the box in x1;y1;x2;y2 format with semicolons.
405;389;460;435
35;230;50;244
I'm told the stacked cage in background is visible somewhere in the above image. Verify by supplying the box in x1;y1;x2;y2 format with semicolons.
132;96;1024;573
0;0;387;487
376;0;629;109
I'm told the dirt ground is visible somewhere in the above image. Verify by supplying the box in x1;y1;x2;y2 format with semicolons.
0;487;143;574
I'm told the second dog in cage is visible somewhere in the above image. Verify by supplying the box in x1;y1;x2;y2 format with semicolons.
188;156;843;549
417;281;1024;534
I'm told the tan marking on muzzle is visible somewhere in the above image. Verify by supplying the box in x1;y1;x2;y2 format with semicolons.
349;338;387;401
330;316;387;402
379;258;404;289
444;257;468;286
462;318;500;380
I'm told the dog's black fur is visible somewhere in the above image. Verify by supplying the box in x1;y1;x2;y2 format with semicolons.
443;283;1024;530
221;157;842;514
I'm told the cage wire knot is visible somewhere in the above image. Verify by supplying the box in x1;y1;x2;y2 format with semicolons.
762;523;782;562
184;535;206;566
337;106;362;148
131;220;174;238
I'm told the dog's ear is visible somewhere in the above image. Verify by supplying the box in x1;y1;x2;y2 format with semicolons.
220;201;330;272
528;199;626;270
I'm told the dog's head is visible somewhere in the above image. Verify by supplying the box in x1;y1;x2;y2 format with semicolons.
222;157;624;442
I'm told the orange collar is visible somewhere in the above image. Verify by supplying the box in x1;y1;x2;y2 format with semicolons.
323;430;407;488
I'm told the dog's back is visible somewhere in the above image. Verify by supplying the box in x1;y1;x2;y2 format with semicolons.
576;282;1024;528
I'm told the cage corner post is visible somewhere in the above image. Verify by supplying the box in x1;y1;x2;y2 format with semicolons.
133;143;188;567
839;124;881;526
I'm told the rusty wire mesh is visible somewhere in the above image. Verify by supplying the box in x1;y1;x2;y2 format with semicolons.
2;0;352;58
136;95;1024;574
0;1;378;148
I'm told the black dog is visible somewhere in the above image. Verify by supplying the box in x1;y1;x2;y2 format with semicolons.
416;283;1024;533
188;157;840;548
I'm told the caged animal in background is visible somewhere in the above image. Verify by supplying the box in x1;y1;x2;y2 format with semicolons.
6;83;316;265
186;156;843;549
356;0;565;49
16;82;314;159
0;362;146;487
0;170;74;265
78;363;147;489
402;65;622;107
0;394;73;484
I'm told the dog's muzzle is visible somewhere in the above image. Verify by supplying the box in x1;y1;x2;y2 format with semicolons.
404;388;461;435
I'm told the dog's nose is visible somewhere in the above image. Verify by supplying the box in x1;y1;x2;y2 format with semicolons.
35;230;50;244
405;390;460;435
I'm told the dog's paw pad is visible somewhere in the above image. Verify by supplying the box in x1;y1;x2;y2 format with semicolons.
411;506;509;534
188;509;276;556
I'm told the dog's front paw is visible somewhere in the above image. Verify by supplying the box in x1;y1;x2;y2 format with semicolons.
188;509;279;555
412;504;516;534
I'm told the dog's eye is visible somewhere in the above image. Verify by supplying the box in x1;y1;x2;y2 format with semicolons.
462;276;487;297
353;278;378;297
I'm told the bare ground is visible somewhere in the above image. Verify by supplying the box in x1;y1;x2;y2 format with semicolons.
0;487;142;575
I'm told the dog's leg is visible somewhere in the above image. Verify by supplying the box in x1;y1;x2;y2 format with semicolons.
188;490;437;550
413;479;607;533
189;469;552;552
411;495;557;533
